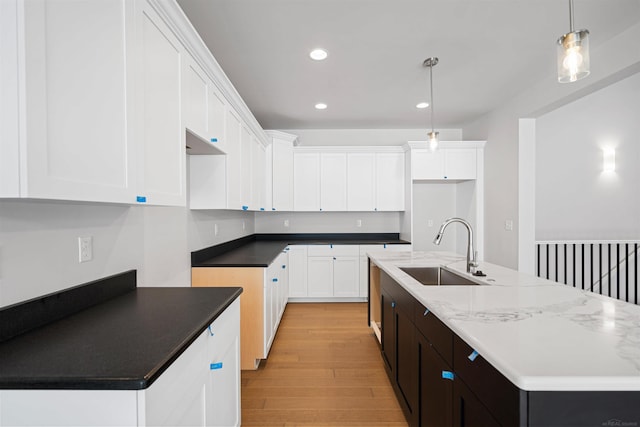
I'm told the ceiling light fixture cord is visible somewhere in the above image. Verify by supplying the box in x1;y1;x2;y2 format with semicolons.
569;0;574;32
429;62;435;134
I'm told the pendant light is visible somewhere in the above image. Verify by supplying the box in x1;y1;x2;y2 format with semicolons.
557;0;590;83
423;57;439;150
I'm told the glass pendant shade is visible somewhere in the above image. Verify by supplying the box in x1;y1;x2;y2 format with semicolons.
428;131;439;151
557;29;590;83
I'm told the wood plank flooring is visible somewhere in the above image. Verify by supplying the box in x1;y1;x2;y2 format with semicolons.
241;303;408;427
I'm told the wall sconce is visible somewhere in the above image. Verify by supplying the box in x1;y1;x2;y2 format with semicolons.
603;148;615;173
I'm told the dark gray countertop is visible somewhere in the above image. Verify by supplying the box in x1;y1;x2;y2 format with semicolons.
191;233;411;267
0;287;242;390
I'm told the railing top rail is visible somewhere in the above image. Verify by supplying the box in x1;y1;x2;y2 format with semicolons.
536;240;640;245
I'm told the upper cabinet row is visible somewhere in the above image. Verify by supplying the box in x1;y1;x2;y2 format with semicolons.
1;0;189;205
292;150;405;212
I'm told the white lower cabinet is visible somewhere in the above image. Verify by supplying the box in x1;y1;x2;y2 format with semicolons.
304;245;360;299
0;298;241;427
287;245;308;297
264;250;289;356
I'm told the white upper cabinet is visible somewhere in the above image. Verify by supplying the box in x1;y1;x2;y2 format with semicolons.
268;132;296;211
320;153;347;211
184;56;208;140
375;152;405;211
293;152;321;211
251;136;266;211
225;108;243;209
412;146;477;181
291;148;405;212
135;0;186;206
347;153;376;211
2;0;137;203
183;54;227;154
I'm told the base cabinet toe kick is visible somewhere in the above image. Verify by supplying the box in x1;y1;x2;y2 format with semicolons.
375;269;640;427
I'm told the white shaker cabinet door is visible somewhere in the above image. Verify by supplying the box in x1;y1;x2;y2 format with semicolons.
444;148;477;180
206;299;241;427
376;152;405;211
135;0;185;206
320;152;347;211
184;56;208;140
307;257;334;297
287;245;308;297
225;108;243;209
347;152;376;211
208;84;227;152
293;152;320;211
271;139;294;211
12;0;136;203
333;256;360;297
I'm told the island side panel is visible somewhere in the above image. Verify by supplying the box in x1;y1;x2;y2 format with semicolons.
192;267;264;370
369;261;382;343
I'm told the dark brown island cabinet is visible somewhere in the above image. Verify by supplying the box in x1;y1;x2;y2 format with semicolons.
377;269;640;427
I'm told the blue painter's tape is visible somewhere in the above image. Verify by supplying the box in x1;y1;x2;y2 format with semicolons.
136;196;147;203
242;205;248;210
442;371;454;381
207;326;214;336
391;301;396;308
272;208;276;211
282;265;286;269
210;138;218;143
260;208;265;211
468;350;479;362
384;243;387;249
272;278;278;282
330;244;333;249
424;308;429;316
210;362;223;370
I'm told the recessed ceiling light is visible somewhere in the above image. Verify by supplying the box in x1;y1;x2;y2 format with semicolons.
310;49;328;61
416;102;429;109
315;103;327;110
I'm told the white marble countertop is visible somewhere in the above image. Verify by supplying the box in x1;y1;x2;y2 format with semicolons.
368;250;640;391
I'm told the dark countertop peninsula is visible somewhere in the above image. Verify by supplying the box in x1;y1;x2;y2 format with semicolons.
191;233;411;267
0;271;242;390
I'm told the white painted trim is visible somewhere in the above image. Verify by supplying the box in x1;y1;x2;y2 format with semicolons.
148;0;269;146
265;130;299;145
518;118;536;274
294;146;404;154
406;141;487;150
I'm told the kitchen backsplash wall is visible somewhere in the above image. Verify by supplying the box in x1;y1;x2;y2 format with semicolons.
0;200;254;308
255;211;400;234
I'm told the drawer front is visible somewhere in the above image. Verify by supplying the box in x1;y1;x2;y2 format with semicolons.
307;244;359;257
453;334;521;427
414;302;453;366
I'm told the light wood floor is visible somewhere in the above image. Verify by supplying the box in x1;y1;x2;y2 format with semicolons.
241;303;408;427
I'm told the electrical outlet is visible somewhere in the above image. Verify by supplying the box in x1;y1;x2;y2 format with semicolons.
284;219;290;228
214;224;219;236
356;219;362;227
505;220;514;231
78;236;93;263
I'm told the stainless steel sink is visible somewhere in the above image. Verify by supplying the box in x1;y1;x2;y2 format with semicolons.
399;267;479;286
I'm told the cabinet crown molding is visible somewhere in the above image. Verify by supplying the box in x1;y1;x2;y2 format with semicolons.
294;146;404;154
265;130;299;145
405;141;486;150
148;0;270;147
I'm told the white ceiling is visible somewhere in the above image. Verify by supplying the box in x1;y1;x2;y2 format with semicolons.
176;0;640;130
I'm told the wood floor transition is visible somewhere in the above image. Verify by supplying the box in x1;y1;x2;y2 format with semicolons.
241;302;408;427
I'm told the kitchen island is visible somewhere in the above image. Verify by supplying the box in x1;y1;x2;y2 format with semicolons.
368;251;640;426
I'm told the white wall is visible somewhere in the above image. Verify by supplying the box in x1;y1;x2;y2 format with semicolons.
282;128;462;146
0;200;254;308
463;21;640;269
535;72;640;241
255;211;399;234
